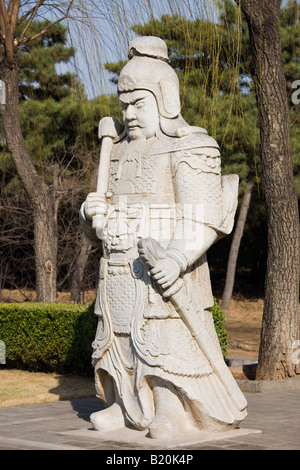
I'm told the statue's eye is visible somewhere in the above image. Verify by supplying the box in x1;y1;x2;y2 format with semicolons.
136;101;145;109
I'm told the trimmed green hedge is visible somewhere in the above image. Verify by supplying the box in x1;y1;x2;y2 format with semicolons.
0;298;227;373
0;302;97;374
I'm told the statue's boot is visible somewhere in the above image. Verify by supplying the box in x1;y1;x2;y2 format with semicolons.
148;378;192;439
90;402;126;432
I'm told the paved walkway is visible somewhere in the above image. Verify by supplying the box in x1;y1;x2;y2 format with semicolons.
0;386;299;451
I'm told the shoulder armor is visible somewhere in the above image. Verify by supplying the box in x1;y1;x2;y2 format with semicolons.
111;130;220;160
144;131;220;156
171;132;220;152
171;139;221;177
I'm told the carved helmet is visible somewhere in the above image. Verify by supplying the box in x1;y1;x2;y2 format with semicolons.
118;36;206;137
118;36;180;119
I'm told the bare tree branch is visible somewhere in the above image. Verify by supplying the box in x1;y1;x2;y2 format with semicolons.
19;0;75;44
7;0;21;31
0;0;8;36
17;6;37;26
2;1;20;65
18;0;47;41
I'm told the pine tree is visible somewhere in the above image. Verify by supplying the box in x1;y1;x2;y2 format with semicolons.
0;2;74;302
0;19;121;298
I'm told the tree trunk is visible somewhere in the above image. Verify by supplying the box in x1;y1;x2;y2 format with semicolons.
236;0;300;380
70;234;91;303
0;62;57;302
221;179;254;311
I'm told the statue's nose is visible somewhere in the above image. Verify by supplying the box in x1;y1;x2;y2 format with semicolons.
125;104;136;121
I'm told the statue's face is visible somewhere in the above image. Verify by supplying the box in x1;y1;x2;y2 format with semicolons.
119;90;160;140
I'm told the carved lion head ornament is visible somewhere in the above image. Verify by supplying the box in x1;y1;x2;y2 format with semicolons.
118;36;207;137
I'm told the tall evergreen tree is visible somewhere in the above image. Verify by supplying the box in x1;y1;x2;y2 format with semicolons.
0;2;74;302
0;18;121;298
18;21;76;101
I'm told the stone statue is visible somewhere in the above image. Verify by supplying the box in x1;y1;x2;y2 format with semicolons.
80;36;247;439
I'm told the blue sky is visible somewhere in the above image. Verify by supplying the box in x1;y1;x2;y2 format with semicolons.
35;0;299;100
62;0;220;99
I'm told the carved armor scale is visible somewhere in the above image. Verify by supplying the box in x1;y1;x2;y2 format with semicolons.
83;132;246;431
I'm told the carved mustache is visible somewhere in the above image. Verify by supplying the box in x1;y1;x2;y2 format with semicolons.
126;120;145;129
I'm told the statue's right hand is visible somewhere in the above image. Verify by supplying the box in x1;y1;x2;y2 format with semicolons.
84;192;107;221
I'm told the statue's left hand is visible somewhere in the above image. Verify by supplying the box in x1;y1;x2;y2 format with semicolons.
150;257;180;289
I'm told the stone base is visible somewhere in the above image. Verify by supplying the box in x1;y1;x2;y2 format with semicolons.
237;376;300;393
61;426;262;449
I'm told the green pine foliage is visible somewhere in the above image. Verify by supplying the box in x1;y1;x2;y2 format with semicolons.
17;22;76;101
1;22;123;187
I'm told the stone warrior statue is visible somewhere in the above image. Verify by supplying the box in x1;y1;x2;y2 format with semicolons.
80;36;247;439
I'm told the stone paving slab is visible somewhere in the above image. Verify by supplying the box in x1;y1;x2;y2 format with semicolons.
0;388;299;451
